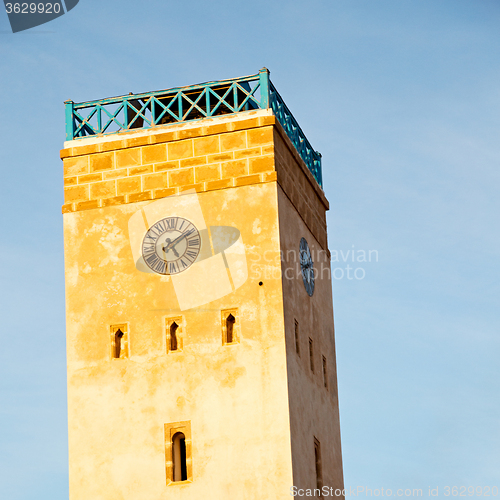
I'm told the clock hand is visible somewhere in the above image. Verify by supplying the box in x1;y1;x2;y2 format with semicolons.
164;228;195;252
162;238;180;258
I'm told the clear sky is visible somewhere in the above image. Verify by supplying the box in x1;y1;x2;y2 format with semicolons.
1;1;499;498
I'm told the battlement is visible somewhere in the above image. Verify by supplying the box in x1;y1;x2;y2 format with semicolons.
64;68;322;187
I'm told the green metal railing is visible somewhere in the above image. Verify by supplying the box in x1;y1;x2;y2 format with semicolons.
64;68;322;187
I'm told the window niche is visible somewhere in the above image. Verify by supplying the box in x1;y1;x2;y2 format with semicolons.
165;421;192;485
322;356;328;389
221;309;239;345
314;437;323;492
294;319;300;356
166;317;183;353
309;338;314;373
110;324;129;359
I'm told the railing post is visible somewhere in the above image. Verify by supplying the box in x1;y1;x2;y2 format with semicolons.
123;97;129;130
315;152;323;188
64;100;75;141
259;67;270;109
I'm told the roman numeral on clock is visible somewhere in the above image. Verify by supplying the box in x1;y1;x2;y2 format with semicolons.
153;221;165;234
166;217;177;230
143;244;155;255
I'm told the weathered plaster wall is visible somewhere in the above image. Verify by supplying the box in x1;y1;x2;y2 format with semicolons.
64;181;294;499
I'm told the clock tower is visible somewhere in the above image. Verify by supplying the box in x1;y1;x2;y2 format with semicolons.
61;69;344;499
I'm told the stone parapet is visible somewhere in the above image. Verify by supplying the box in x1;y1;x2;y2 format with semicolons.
61;115;275;212
60;111;329;250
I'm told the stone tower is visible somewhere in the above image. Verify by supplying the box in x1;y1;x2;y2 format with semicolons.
61;69;343;499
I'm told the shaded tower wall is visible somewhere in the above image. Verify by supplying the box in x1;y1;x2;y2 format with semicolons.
274;126;344;490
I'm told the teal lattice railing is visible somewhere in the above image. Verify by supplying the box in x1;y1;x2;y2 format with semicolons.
65;68;322;187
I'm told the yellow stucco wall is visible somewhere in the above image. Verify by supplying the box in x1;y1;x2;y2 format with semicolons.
62;109;343;499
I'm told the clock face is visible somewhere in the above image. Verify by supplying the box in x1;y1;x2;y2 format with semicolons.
299;237;315;297
141;217;201;275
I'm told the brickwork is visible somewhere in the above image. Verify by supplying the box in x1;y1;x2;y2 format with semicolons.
61;116;276;214
61;112;329;250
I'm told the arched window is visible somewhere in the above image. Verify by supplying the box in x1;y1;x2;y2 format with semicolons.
226;314;235;344
114;329;124;358
314;438;323;491
172;432;187;482
110;324;128;359
170;322;179;352
164;421;191;485
294;319;300;356
322;356;328;389
221;309;238;345
166;317;183;353
309;338;314;372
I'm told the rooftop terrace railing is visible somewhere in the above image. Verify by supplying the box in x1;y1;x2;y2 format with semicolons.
64;68;322;187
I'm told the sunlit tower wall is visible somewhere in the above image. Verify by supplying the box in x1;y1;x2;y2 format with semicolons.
61;68;343;499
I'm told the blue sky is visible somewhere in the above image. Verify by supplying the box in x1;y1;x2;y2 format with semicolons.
1;0;499;498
